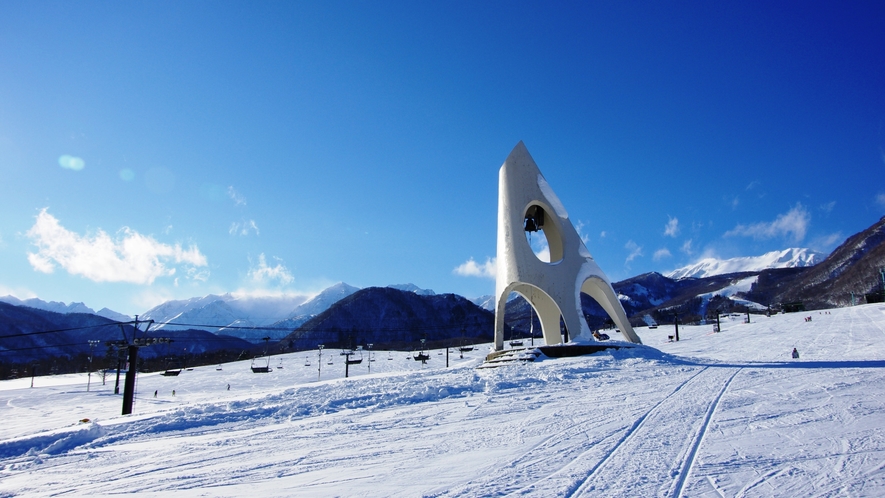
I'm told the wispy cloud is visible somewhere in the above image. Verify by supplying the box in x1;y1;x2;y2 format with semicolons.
819;201;836;214
229;219;260;236
653;248;672;261
227;186;247;206
625;240;643;264
810;232;843;253
574;220;590;245
26;208;207;284
724;204;810;243
681;239;693;255
876;193;885;210
664;216;679;237
247;253;293;286
528;234;550;262
453;257;497;279
0;284;37;300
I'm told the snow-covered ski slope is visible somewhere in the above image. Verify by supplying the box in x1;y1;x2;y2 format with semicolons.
2;304;885;496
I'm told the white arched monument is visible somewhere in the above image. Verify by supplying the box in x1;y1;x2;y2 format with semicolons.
493;142;642;351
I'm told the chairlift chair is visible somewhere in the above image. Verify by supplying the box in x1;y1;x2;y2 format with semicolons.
251;336;273;372
345;349;363;365
250;356;272;373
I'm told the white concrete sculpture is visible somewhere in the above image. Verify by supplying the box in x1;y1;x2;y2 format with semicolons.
494;142;642;350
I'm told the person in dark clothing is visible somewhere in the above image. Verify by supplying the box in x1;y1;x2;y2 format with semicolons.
791;348;799;359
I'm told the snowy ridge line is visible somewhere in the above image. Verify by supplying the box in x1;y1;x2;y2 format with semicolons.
671;367;742;498
0;423;106;460
564;366;712;498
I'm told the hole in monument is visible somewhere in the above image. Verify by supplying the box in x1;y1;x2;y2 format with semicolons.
508;292;542;345
524;205;560;263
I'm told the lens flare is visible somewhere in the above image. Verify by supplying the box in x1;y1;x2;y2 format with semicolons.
58;155;85;171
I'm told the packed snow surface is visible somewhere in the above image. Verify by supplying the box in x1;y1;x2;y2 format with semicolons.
3;304;885;496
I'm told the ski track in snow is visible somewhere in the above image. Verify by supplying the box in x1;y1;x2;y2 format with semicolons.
2;304;885;496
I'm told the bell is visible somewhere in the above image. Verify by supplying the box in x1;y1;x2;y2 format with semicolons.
524;216;539;232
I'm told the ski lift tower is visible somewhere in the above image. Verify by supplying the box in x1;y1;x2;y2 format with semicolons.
107;316;170;415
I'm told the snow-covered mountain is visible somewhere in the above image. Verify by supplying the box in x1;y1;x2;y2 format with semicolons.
141;284;365;342
0;295;131;321
142;293;311;337
666;248;825;279
269;283;362;332
470;295;496;311
95;307;133;322
387;283;435;295
290;282;361;318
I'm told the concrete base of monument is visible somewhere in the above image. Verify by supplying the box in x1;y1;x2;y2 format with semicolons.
537;342;632;358
480;342;635;367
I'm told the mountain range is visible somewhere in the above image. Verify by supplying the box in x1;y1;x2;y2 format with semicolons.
4;216;885;368
0;296;132;322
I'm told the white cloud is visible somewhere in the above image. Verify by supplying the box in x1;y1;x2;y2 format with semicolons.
664;216;679;237
724;204;810;243
625;240;643;264
186;266;210;282
453;257;497;279
229;219;260;236
58;155;85;171
876;193;885;210
247;253;294;286
574;221;590;245
819;201;836;214
653;248;672;261
227;186;247;206
681;239;693;255
26;208;207;284
600;231;607;238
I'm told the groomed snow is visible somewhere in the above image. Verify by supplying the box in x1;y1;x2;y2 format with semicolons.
2;304;885;496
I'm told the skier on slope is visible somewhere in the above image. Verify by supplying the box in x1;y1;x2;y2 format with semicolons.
791;348;799;359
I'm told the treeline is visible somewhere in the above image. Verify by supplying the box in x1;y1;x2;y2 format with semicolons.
0;348;253;380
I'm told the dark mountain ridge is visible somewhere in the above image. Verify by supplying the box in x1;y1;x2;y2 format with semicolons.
0;302;252;378
280;287;503;351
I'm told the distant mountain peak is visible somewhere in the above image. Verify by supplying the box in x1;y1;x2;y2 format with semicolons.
666;248;825;279
0;295;106;316
387;284;435;295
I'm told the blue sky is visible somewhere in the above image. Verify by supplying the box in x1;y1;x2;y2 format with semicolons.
1;1;883;315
